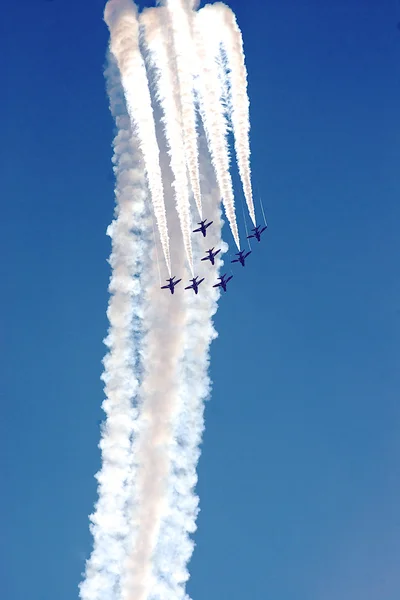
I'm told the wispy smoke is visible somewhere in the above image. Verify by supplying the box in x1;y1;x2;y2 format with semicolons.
165;0;203;221
141;7;195;275
194;6;240;249
213;2;256;226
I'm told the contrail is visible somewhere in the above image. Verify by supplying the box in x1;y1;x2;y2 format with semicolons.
194;6;241;249
141;7;194;275
165;0;203;221
213;2;256;226
79;57;149;600
259;195;268;226
104;0;172;274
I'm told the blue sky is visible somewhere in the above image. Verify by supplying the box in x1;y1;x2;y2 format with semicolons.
2;0;400;599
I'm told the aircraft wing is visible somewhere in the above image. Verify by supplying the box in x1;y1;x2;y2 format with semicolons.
215;249;221;255
193;227;202;233
201;256;209;261
199;278;205;284
175;279;182;284
161;285;170;289
205;221;213;228
212;282;221;288
185;285;194;290
231;259;239;263
226;276;233;283
244;251;252;258
247;234;254;239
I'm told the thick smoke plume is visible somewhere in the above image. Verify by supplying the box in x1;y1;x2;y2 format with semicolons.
104;0;172;273
81;1;256;599
79;56;150;600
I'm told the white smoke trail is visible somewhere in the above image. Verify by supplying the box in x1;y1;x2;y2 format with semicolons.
165;0;203;220
213;2;256;226
194;7;241;249
79;58;149;600
151;147;227;600
215;45;231;131
141;7;194;275
120;140;226;600
240;193;252;251
104;0;172;274
121;150;190;600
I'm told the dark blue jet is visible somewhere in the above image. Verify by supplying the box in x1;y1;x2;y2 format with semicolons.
161;276;182;294
247;224;267;242
213;273;233;293
193;219;213;237
185;276;205;295
201;247;221;265
231;249;252;267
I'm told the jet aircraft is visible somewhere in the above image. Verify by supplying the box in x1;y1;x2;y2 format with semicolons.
247;224;267;242
231;249;252;267
193;219;213;237
201;247;221;265
185;276;205;295
161;276;182;294
213;273;233;293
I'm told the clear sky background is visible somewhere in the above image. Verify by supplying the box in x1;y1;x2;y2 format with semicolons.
2;1;400;599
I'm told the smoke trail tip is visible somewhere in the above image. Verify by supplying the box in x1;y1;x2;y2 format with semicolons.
104;0;137;27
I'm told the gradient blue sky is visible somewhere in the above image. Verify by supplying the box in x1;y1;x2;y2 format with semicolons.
2;1;400;599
